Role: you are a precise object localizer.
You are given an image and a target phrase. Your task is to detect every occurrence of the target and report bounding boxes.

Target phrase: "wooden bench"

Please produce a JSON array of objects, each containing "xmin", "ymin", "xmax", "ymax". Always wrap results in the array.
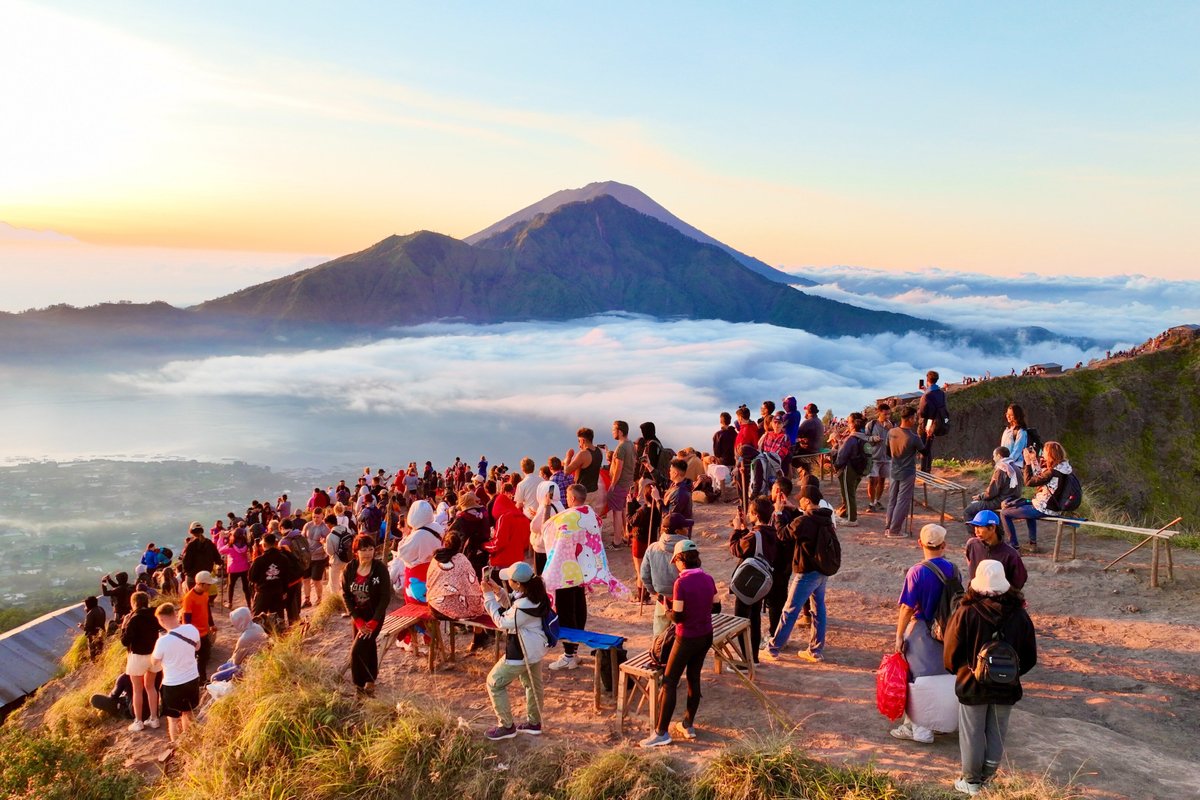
[
  {"xmin": 616, "ymin": 613, "xmax": 753, "ymax": 733},
  {"xmin": 341, "ymin": 604, "xmax": 440, "ymax": 677},
  {"xmin": 1053, "ymin": 516, "xmax": 1182, "ymax": 588},
  {"xmin": 914, "ymin": 469, "xmax": 969, "ymax": 525}
]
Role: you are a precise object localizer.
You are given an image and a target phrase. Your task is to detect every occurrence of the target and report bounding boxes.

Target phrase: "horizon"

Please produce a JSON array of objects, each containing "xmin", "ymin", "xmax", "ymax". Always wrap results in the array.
[{"xmin": 2, "ymin": 0, "xmax": 1200, "ymax": 310}]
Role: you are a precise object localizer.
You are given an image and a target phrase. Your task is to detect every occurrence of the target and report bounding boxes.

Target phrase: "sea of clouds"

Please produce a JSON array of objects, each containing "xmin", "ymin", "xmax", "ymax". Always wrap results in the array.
[
  {"xmin": 793, "ymin": 266, "xmax": 1200, "ymax": 344},
  {"xmin": 112, "ymin": 313, "xmax": 1109, "ymax": 465}
]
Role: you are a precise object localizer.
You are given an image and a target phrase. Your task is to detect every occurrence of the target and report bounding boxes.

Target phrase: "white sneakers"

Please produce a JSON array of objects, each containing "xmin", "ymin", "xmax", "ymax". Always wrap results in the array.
[
  {"xmin": 147, "ymin": 716, "xmax": 160, "ymax": 729},
  {"xmin": 548, "ymin": 654, "xmax": 579, "ymax": 671},
  {"xmin": 954, "ymin": 777, "xmax": 982, "ymax": 796},
  {"xmin": 890, "ymin": 721, "xmax": 934, "ymax": 744},
  {"xmin": 128, "ymin": 720, "xmax": 144, "ymax": 732}
]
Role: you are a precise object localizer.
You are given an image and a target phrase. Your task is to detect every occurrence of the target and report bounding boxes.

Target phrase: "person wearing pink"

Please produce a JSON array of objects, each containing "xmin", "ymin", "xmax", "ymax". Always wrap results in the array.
[
  {"xmin": 216, "ymin": 526, "xmax": 252, "ymax": 608},
  {"xmin": 485, "ymin": 490, "xmax": 529, "ymax": 569}
]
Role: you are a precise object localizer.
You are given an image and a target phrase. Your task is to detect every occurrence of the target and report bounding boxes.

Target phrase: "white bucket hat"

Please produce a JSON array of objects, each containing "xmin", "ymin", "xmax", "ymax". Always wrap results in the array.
[{"xmin": 969, "ymin": 559, "xmax": 1011, "ymax": 596}]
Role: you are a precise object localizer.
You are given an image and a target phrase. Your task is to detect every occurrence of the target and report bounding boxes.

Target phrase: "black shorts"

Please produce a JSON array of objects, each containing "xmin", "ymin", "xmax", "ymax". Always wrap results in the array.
[
  {"xmin": 161, "ymin": 677, "xmax": 200, "ymax": 717},
  {"xmin": 309, "ymin": 560, "xmax": 328, "ymax": 580}
]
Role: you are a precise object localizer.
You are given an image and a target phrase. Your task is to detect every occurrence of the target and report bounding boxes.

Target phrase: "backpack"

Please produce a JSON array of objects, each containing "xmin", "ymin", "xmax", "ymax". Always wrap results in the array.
[
  {"xmin": 919, "ymin": 560, "xmax": 964, "ymax": 642},
  {"xmin": 655, "ymin": 445, "xmax": 675, "ymax": 480},
  {"xmin": 284, "ymin": 533, "xmax": 311, "ymax": 572},
  {"xmin": 848, "ymin": 438, "xmax": 869, "ymax": 474},
  {"xmin": 649, "ymin": 623, "xmax": 677, "ymax": 668},
  {"xmin": 974, "ymin": 624, "xmax": 1021, "ymax": 685},
  {"xmin": 730, "ymin": 530, "xmax": 774, "ymax": 605},
  {"xmin": 1052, "ymin": 471, "xmax": 1083, "ymax": 513},
  {"xmin": 810, "ymin": 517, "xmax": 841, "ymax": 576},
  {"xmin": 332, "ymin": 526, "xmax": 353, "ymax": 564},
  {"xmin": 1025, "ymin": 427, "xmax": 1043, "ymax": 455}
]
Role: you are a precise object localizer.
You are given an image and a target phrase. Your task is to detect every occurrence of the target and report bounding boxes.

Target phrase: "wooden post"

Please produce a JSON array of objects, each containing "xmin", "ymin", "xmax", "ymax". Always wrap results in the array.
[
  {"xmin": 1151, "ymin": 537, "xmax": 1160, "ymax": 588},
  {"xmin": 1053, "ymin": 520, "xmax": 1064, "ymax": 563},
  {"xmin": 1167, "ymin": 540, "xmax": 1175, "ymax": 582},
  {"xmin": 1071, "ymin": 526, "xmax": 1078, "ymax": 560}
]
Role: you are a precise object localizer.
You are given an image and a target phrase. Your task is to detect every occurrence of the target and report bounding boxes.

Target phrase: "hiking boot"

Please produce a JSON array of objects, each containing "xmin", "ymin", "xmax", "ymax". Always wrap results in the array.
[
  {"xmin": 146, "ymin": 716, "xmax": 160, "ymax": 729},
  {"xmin": 549, "ymin": 654, "xmax": 579, "ymax": 671},
  {"xmin": 953, "ymin": 777, "xmax": 982, "ymax": 796},
  {"xmin": 639, "ymin": 731, "xmax": 672, "ymax": 748},
  {"xmin": 486, "ymin": 724, "xmax": 518, "ymax": 741},
  {"xmin": 516, "ymin": 721, "xmax": 542, "ymax": 736},
  {"xmin": 128, "ymin": 720, "xmax": 144, "ymax": 733},
  {"xmin": 797, "ymin": 650, "xmax": 824, "ymax": 663},
  {"xmin": 672, "ymin": 722, "xmax": 697, "ymax": 740}
]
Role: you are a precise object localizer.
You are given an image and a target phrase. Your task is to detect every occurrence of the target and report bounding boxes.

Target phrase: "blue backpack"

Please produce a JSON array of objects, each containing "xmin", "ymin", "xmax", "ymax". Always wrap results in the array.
[{"xmin": 541, "ymin": 605, "xmax": 560, "ymax": 648}]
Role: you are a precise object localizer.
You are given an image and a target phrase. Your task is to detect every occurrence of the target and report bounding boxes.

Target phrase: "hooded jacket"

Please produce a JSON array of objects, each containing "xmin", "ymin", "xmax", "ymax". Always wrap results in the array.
[
  {"xmin": 483, "ymin": 591, "xmax": 549, "ymax": 666},
  {"xmin": 781, "ymin": 506, "xmax": 837, "ymax": 575},
  {"xmin": 943, "ymin": 590, "xmax": 1037, "ymax": 705},
  {"xmin": 396, "ymin": 501, "xmax": 444, "ymax": 568},
  {"xmin": 229, "ymin": 606, "xmax": 268, "ymax": 665},
  {"xmin": 1025, "ymin": 460, "xmax": 1074, "ymax": 514},
  {"xmin": 485, "ymin": 494, "xmax": 529, "ymax": 568},
  {"xmin": 781, "ymin": 396, "xmax": 802, "ymax": 444},
  {"xmin": 529, "ymin": 481, "xmax": 564, "ymax": 554},
  {"xmin": 217, "ymin": 536, "xmax": 251, "ymax": 574},
  {"xmin": 120, "ymin": 606, "xmax": 161, "ymax": 655},
  {"xmin": 640, "ymin": 531, "xmax": 690, "ymax": 595}
]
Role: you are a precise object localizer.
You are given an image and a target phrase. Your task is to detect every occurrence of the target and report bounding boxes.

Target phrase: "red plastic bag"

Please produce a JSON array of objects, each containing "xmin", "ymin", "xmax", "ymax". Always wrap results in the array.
[{"xmin": 876, "ymin": 651, "xmax": 909, "ymax": 721}]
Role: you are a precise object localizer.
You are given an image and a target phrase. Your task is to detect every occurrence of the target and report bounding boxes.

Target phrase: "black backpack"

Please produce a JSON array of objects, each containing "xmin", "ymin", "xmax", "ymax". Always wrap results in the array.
[
  {"xmin": 649, "ymin": 624, "xmax": 677, "ymax": 668},
  {"xmin": 974, "ymin": 623, "xmax": 1021, "ymax": 685},
  {"xmin": 920, "ymin": 560, "xmax": 964, "ymax": 642},
  {"xmin": 811, "ymin": 517, "xmax": 841, "ymax": 577},
  {"xmin": 730, "ymin": 530, "xmax": 774, "ymax": 605},
  {"xmin": 848, "ymin": 439, "xmax": 869, "ymax": 474},
  {"xmin": 283, "ymin": 532, "xmax": 311, "ymax": 572},
  {"xmin": 1053, "ymin": 471, "xmax": 1083, "ymax": 513},
  {"xmin": 332, "ymin": 526, "xmax": 353, "ymax": 564},
  {"xmin": 1025, "ymin": 427, "xmax": 1043, "ymax": 455}
]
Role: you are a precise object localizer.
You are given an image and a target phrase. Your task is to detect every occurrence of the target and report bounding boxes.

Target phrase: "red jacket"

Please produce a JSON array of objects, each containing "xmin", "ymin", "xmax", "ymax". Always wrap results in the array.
[{"xmin": 485, "ymin": 494, "xmax": 529, "ymax": 568}]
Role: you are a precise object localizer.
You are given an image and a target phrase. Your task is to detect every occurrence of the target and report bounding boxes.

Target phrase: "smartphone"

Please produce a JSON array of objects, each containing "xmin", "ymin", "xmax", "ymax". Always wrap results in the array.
[{"xmin": 918, "ymin": 378, "xmax": 926, "ymax": 390}]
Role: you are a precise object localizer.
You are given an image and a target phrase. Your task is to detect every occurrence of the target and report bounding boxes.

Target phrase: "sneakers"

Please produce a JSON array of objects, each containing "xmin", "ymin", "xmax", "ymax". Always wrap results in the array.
[
  {"xmin": 761, "ymin": 649, "xmax": 783, "ymax": 661},
  {"xmin": 954, "ymin": 777, "xmax": 982, "ymax": 796},
  {"xmin": 883, "ymin": 530, "xmax": 910, "ymax": 539},
  {"xmin": 1020, "ymin": 542, "xmax": 1040, "ymax": 555},
  {"xmin": 797, "ymin": 650, "xmax": 825, "ymax": 663},
  {"xmin": 890, "ymin": 722, "xmax": 934, "ymax": 744},
  {"xmin": 516, "ymin": 721, "xmax": 542, "ymax": 736},
  {"xmin": 841, "ymin": 520, "xmax": 859, "ymax": 527},
  {"xmin": 301, "ymin": 600, "xmax": 312, "ymax": 609},
  {"xmin": 672, "ymin": 722, "xmax": 697, "ymax": 740},
  {"xmin": 128, "ymin": 720, "xmax": 144, "ymax": 732},
  {"xmin": 639, "ymin": 731, "xmax": 672, "ymax": 748},
  {"xmin": 485, "ymin": 724, "xmax": 518, "ymax": 741},
  {"xmin": 549, "ymin": 654, "xmax": 579, "ymax": 671},
  {"xmin": 146, "ymin": 716, "xmax": 160, "ymax": 730}
]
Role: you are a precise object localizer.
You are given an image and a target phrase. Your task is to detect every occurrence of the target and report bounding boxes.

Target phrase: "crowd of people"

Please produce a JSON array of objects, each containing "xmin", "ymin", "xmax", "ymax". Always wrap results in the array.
[{"xmin": 76, "ymin": 371, "xmax": 1083, "ymax": 795}]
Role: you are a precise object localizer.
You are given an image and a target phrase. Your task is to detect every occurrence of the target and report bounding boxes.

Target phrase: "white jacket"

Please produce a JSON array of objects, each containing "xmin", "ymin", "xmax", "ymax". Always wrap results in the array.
[{"xmin": 483, "ymin": 592, "xmax": 549, "ymax": 665}]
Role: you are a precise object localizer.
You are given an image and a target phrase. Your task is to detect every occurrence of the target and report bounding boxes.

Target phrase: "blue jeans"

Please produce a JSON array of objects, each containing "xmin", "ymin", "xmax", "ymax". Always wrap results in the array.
[
  {"xmin": 767, "ymin": 572, "xmax": 827, "ymax": 656},
  {"xmin": 999, "ymin": 503, "xmax": 1049, "ymax": 546}
]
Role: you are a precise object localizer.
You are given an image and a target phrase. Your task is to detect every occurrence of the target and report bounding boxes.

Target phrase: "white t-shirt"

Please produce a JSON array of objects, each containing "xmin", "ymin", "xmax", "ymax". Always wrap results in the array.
[
  {"xmin": 514, "ymin": 473, "xmax": 541, "ymax": 519},
  {"xmin": 152, "ymin": 623, "xmax": 201, "ymax": 686},
  {"xmin": 706, "ymin": 464, "xmax": 731, "ymax": 487}
]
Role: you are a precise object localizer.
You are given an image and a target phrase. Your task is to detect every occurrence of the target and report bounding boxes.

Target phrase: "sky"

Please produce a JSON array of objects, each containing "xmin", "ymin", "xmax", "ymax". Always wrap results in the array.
[{"xmin": 1, "ymin": 0, "xmax": 1198, "ymax": 306}]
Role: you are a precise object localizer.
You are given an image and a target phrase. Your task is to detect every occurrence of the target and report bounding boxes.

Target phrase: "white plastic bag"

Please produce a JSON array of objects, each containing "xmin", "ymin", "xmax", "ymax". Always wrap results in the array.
[{"xmin": 905, "ymin": 674, "xmax": 958, "ymax": 733}]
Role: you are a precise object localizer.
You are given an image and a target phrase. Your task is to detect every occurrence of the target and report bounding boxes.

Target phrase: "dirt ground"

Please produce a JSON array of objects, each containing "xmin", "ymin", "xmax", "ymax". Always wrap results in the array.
[{"xmin": 21, "ymin": 469, "xmax": 1200, "ymax": 798}]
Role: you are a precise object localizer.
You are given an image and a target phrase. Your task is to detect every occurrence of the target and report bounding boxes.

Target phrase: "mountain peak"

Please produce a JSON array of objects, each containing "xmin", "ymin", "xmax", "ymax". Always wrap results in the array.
[{"xmin": 465, "ymin": 182, "xmax": 809, "ymax": 285}]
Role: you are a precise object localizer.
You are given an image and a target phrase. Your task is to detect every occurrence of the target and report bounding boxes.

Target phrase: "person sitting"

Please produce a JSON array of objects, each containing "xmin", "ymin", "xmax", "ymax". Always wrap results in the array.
[
  {"xmin": 90, "ymin": 670, "xmax": 164, "ymax": 721},
  {"xmin": 999, "ymin": 441, "xmax": 1076, "ymax": 553},
  {"xmin": 426, "ymin": 531, "xmax": 487, "ymax": 622},
  {"xmin": 393, "ymin": 500, "xmax": 445, "ymax": 604},
  {"xmin": 964, "ymin": 447, "xmax": 1023, "ymax": 520},
  {"xmin": 210, "ymin": 606, "xmax": 270, "ymax": 683}
]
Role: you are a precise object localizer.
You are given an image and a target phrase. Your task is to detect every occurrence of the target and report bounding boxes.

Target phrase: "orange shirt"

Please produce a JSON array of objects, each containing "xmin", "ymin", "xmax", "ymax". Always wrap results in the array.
[{"xmin": 180, "ymin": 585, "xmax": 212, "ymax": 636}]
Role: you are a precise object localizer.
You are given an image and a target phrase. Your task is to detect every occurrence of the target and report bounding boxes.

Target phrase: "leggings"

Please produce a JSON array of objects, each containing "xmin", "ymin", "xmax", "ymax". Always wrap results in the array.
[
  {"xmin": 656, "ymin": 632, "xmax": 712, "ymax": 734},
  {"xmin": 227, "ymin": 571, "xmax": 251, "ymax": 606},
  {"xmin": 350, "ymin": 627, "xmax": 381, "ymax": 688},
  {"xmin": 555, "ymin": 586, "xmax": 587, "ymax": 656}
]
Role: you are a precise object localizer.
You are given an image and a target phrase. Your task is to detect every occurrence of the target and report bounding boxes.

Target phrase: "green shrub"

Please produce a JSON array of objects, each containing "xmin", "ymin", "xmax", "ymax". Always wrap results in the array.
[{"xmin": 0, "ymin": 727, "xmax": 142, "ymax": 800}]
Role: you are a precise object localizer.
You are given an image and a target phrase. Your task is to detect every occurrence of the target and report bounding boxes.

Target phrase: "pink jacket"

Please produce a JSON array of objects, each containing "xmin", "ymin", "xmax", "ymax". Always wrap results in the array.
[{"xmin": 217, "ymin": 538, "xmax": 250, "ymax": 574}]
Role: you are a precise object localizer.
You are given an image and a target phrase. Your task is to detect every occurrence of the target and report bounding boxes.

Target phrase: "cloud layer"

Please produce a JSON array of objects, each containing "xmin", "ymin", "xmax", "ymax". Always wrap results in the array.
[
  {"xmin": 792, "ymin": 266, "xmax": 1200, "ymax": 345},
  {"xmin": 114, "ymin": 315, "xmax": 1107, "ymax": 465}
]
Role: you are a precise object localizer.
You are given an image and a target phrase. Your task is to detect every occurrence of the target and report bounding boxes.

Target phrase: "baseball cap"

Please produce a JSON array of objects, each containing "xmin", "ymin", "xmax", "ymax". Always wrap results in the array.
[
  {"xmin": 194, "ymin": 570, "xmax": 219, "ymax": 585},
  {"xmin": 672, "ymin": 539, "xmax": 699, "ymax": 558},
  {"xmin": 189, "ymin": 521, "xmax": 204, "ymax": 533},
  {"xmin": 661, "ymin": 512, "xmax": 689, "ymax": 532},
  {"xmin": 499, "ymin": 562, "xmax": 535, "ymax": 583},
  {"xmin": 919, "ymin": 523, "xmax": 947, "ymax": 547},
  {"xmin": 966, "ymin": 510, "xmax": 1001, "ymax": 528}
]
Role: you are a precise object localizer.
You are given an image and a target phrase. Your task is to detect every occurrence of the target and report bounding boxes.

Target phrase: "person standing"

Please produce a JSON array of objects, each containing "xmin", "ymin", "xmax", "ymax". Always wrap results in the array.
[
  {"xmin": 302, "ymin": 512, "xmax": 331, "ymax": 607},
  {"xmin": 712, "ymin": 411, "xmax": 737, "ymax": 469},
  {"xmin": 80, "ymin": 596, "xmax": 107, "ymax": 660},
  {"xmin": 546, "ymin": 484, "xmax": 594, "ymax": 671},
  {"xmin": 728, "ymin": 496, "xmax": 777, "ymax": 663},
  {"xmin": 640, "ymin": 539, "xmax": 717, "ymax": 747},
  {"xmin": 248, "ymin": 532, "xmax": 297, "ymax": 626},
  {"xmin": 180, "ymin": 521, "xmax": 221, "ymax": 590},
  {"xmin": 216, "ymin": 527, "xmax": 252, "ymax": 609},
  {"xmin": 884, "ymin": 406, "xmax": 922, "ymax": 539},
  {"xmin": 607, "ymin": 420, "xmax": 637, "ymax": 549},
  {"xmin": 917, "ymin": 370, "xmax": 949, "ymax": 472},
  {"xmin": 890, "ymin": 524, "xmax": 957, "ymax": 745},
  {"xmin": 795, "ymin": 403, "xmax": 825, "ymax": 456},
  {"xmin": 943, "ymin": 560, "xmax": 1037, "ymax": 795},
  {"xmin": 564, "ymin": 427, "xmax": 605, "ymax": 524},
  {"xmin": 150, "ymin": 603, "xmax": 201, "ymax": 743},
  {"xmin": 120, "ymin": 591, "xmax": 161, "ymax": 732},
  {"xmin": 100, "ymin": 571, "xmax": 134, "ymax": 629},
  {"xmin": 480, "ymin": 561, "xmax": 550, "ymax": 740},
  {"xmin": 766, "ymin": 477, "xmax": 801, "ymax": 640},
  {"xmin": 965, "ymin": 510, "xmax": 1028, "ymax": 590},
  {"xmin": 180, "ymin": 571, "xmax": 219, "ymax": 683},
  {"xmin": 513, "ymin": 457, "xmax": 541, "ymax": 519},
  {"xmin": 1000, "ymin": 404, "xmax": 1030, "ymax": 469},
  {"xmin": 341, "ymin": 534, "xmax": 392, "ymax": 693},
  {"xmin": 865, "ymin": 403, "xmax": 893, "ymax": 512},
  {"xmin": 764, "ymin": 492, "xmax": 837, "ymax": 662},
  {"xmin": 833, "ymin": 412, "xmax": 867, "ymax": 527},
  {"xmin": 639, "ymin": 512, "xmax": 692, "ymax": 636}
]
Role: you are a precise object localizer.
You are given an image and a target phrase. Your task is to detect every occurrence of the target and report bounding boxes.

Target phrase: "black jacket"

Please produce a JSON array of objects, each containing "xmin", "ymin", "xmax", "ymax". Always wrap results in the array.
[
  {"xmin": 729, "ymin": 524, "xmax": 777, "ymax": 564},
  {"xmin": 181, "ymin": 535, "xmax": 221, "ymax": 577},
  {"xmin": 120, "ymin": 607, "xmax": 162, "ymax": 655},
  {"xmin": 943, "ymin": 590, "xmax": 1037, "ymax": 705},
  {"xmin": 341, "ymin": 559, "xmax": 392, "ymax": 627},
  {"xmin": 781, "ymin": 507, "xmax": 836, "ymax": 574}
]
